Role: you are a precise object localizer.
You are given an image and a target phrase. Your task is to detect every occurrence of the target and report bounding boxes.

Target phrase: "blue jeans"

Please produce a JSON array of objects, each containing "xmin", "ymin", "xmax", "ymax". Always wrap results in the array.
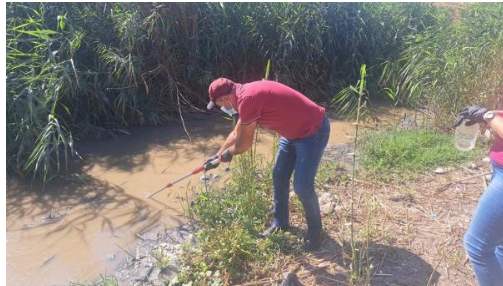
[
  {"xmin": 272, "ymin": 115, "xmax": 330, "ymax": 230},
  {"xmin": 464, "ymin": 162, "xmax": 503, "ymax": 286}
]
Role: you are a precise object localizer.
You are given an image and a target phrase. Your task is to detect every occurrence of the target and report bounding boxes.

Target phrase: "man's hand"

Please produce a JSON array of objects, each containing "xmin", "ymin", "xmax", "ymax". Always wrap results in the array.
[
  {"xmin": 203, "ymin": 154, "xmax": 220, "ymax": 170},
  {"xmin": 454, "ymin": 105, "xmax": 489, "ymax": 127},
  {"xmin": 204, "ymin": 154, "xmax": 219, "ymax": 165},
  {"xmin": 220, "ymin": 148, "xmax": 233, "ymax": 163}
]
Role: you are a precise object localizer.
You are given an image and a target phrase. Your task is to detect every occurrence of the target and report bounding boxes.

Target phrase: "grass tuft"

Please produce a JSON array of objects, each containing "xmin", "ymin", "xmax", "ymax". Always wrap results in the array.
[{"xmin": 360, "ymin": 129, "xmax": 486, "ymax": 180}]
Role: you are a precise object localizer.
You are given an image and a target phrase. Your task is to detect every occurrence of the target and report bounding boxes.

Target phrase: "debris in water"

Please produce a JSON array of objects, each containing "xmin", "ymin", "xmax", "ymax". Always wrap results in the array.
[
  {"xmin": 200, "ymin": 173, "xmax": 214, "ymax": 182},
  {"xmin": 200, "ymin": 173, "xmax": 221, "ymax": 182},
  {"xmin": 42, "ymin": 210, "xmax": 66, "ymax": 224},
  {"xmin": 140, "ymin": 232, "xmax": 158, "ymax": 241},
  {"xmin": 39, "ymin": 255, "xmax": 56, "ymax": 269}
]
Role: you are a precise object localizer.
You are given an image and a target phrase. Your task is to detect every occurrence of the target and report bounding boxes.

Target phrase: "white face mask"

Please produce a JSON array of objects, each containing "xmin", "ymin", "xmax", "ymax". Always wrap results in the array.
[{"xmin": 221, "ymin": 106, "xmax": 238, "ymax": 116}]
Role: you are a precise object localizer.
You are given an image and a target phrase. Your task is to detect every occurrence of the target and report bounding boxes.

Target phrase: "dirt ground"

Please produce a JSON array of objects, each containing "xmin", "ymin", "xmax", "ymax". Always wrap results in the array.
[{"xmin": 241, "ymin": 159, "xmax": 492, "ymax": 286}]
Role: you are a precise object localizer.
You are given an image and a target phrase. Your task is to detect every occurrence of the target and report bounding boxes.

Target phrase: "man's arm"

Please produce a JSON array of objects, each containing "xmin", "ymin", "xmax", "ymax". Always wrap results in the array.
[
  {"xmin": 228, "ymin": 119, "xmax": 257, "ymax": 155},
  {"xmin": 217, "ymin": 122, "xmax": 239, "ymax": 155}
]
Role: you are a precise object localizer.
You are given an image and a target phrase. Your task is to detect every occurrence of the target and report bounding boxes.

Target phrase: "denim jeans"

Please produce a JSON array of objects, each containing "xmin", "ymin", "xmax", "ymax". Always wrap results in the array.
[
  {"xmin": 272, "ymin": 115, "xmax": 330, "ymax": 230},
  {"xmin": 464, "ymin": 162, "xmax": 503, "ymax": 286}
]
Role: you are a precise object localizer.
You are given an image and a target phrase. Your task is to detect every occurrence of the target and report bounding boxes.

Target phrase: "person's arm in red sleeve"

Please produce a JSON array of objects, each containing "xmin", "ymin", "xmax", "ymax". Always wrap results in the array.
[
  {"xmin": 217, "ymin": 122, "xmax": 239, "ymax": 155},
  {"xmin": 218, "ymin": 93, "xmax": 261, "ymax": 157},
  {"xmin": 228, "ymin": 119, "xmax": 257, "ymax": 155}
]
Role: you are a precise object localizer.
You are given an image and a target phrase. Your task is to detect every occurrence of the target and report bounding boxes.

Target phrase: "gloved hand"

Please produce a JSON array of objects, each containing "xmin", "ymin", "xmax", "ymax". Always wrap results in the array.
[
  {"xmin": 454, "ymin": 105, "xmax": 489, "ymax": 127},
  {"xmin": 220, "ymin": 148, "xmax": 233, "ymax": 163},
  {"xmin": 203, "ymin": 154, "xmax": 220, "ymax": 170},
  {"xmin": 204, "ymin": 154, "xmax": 219, "ymax": 165}
]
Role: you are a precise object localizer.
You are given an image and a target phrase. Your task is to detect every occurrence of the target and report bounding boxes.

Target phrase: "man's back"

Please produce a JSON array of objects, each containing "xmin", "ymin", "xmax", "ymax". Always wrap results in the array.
[{"xmin": 237, "ymin": 80, "xmax": 325, "ymax": 139}]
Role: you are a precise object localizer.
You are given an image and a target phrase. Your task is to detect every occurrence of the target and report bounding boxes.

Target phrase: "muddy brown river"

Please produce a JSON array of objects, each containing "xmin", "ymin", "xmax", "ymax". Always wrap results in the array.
[{"xmin": 6, "ymin": 108, "xmax": 414, "ymax": 285}]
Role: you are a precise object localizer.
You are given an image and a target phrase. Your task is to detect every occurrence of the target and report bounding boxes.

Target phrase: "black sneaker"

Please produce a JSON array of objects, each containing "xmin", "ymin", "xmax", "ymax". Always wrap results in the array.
[
  {"xmin": 303, "ymin": 228, "xmax": 323, "ymax": 251},
  {"xmin": 260, "ymin": 225, "xmax": 289, "ymax": 238}
]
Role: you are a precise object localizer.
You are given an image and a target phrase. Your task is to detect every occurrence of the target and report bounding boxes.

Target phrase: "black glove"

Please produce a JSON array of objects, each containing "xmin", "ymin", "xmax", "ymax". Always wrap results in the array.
[
  {"xmin": 220, "ymin": 148, "xmax": 233, "ymax": 163},
  {"xmin": 454, "ymin": 105, "xmax": 489, "ymax": 127},
  {"xmin": 203, "ymin": 154, "xmax": 220, "ymax": 171},
  {"xmin": 204, "ymin": 154, "xmax": 219, "ymax": 165}
]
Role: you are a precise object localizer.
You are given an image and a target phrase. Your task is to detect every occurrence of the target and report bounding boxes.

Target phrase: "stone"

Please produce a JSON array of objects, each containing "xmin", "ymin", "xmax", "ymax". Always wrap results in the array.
[
  {"xmin": 115, "ymin": 224, "xmax": 196, "ymax": 286},
  {"xmin": 130, "ymin": 264, "xmax": 153, "ymax": 282},
  {"xmin": 148, "ymin": 267, "xmax": 162, "ymax": 282},
  {"xmin": 483, "ymin": 157, "xmax": 491, "ymax": 163},
  {"xmin": 433, "ymin": 167, "xmax": 446, "ymax": 174},
  {"xmin": 319, "ymin": 193, "xmax": 335, "ymax": 215},
  {"xmin": 469, "ymin": 163, "xmax": 478, "ymax": 170},
  {"xmin": 486, "ymin": 175, "xmax": 492, "ymax": 182},
  {"xmin": 319, "ymin": 193, "xmax": 332, "ymax": 204},
  {"xmin": 320, "ymin": 201, "xmax": 335, "ymax": 215},
  {"xmin": 141, "ymin": 232, "xmax": 158, "ymax": 241}
]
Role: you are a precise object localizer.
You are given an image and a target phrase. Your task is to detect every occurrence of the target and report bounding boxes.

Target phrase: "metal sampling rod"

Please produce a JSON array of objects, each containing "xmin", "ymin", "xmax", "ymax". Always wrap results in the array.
[{"xmin": 146, "ymin": 158, "xmax": 220, "ymax": 198}]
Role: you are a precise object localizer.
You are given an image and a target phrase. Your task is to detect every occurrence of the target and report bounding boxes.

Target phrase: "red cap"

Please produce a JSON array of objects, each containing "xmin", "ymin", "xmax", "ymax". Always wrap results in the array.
[{"xmin": 207, "ymin": 78, "xmax": 235, "ymax": 109}]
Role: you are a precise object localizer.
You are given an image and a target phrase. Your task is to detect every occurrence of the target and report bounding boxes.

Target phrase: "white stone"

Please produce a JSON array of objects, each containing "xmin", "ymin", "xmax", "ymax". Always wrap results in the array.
[
  {"xmin": 319, "ymin": 193, "xmax": 332, "ymax": 204},
  {"xmin": 141, "ymin": 232, "xmax": 158, "ymax": 241},
  {"xmin": 320, "ymin": 201, "xmax": 335, "ymax": 215},
  {"xmin": 433, "ymin": 167, "xmax": 447, "ymax": 174},
  {"xmin": 319, "ymin": 193, "xmax": 335, "ymax": 215}
]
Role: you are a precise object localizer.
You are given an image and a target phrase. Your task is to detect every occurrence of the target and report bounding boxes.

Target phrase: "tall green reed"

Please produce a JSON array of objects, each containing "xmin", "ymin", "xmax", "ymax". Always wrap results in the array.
[
  {"xmin": 5, "ymin": 2, "xmax": 441, "ymax": 182},
  {"xmin": 381, "ymin": 3, "xmax": 503, "ymax": 129},
  {"xmin": 7, "ymin": 3, "xmax": 81, "ymax": 181}
]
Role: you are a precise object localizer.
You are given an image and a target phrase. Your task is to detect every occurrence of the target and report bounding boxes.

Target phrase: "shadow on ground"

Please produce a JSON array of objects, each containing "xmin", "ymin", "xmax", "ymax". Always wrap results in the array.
[{"xmin": 296, "ymin": 234, "xmax": 441, "ymax": 286}]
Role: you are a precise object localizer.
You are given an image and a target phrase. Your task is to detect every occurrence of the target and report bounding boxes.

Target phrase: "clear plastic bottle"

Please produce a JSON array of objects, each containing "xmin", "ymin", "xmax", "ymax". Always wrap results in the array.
[{"xmin": 455, "ymin": 120, "xmax": 480, "ymax": 151}]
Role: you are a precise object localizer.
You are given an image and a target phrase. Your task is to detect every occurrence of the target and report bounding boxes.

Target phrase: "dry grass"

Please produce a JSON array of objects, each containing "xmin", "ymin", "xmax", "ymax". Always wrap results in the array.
[{"xmin": 237, "ymin": 160, "xmax": 490, "ymax": 285}]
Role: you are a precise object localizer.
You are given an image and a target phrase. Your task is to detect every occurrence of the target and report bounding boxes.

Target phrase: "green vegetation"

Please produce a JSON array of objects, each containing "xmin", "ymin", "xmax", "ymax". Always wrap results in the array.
[
  {"xmin": 7, "ymin": 3, "xmax": 503, "ymax": 182},
  {"xmin": 179, "ymin": 148, "xmax": 300, "ymax": 285},
  {"xmin": 382, "ymin": 3, "xmax": 503, "ymax": 129},
  {"xmin": 346, "ymin": 64, "xmax": 373, "ymax": 285},
  {"xmin": 9, "ymin": 2, "xmax": 501, "ymax": 286},
  {"xmin": 7, "ymin": 2, "xmax": 438, "ymax": 182},
  {"xmin": 360, "ymin": 129, "xmax": 486, "ymax": 180}
]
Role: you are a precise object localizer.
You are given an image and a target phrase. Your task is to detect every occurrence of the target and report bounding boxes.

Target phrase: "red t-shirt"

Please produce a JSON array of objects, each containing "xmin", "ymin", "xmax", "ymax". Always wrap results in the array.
[{"xmin": 236, "ymin": 81, "xmax": 325, "ymax": 139}]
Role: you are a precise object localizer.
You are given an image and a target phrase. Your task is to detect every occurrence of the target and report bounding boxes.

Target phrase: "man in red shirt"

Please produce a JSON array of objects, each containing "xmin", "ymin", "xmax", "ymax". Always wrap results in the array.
[{"xmin": 206, "ymin": 78, "xmax": 330, "ymax": 251}]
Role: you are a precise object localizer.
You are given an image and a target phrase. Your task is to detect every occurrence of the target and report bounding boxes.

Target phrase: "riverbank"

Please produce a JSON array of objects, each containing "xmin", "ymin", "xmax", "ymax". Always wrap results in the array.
[
  {"xmin": 6, "ymin": 110, "xmax": 375, "ymax": 286},
  {"xmin": 110, "ymin": 128, "xmax": 489, "ymax": 285}
]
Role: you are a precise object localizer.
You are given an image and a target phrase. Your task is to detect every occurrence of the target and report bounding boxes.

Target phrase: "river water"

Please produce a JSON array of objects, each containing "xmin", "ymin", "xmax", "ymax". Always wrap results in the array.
[{"xmin": 6, "ymin": 108, "xmax": 413, "ymax": 285}]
